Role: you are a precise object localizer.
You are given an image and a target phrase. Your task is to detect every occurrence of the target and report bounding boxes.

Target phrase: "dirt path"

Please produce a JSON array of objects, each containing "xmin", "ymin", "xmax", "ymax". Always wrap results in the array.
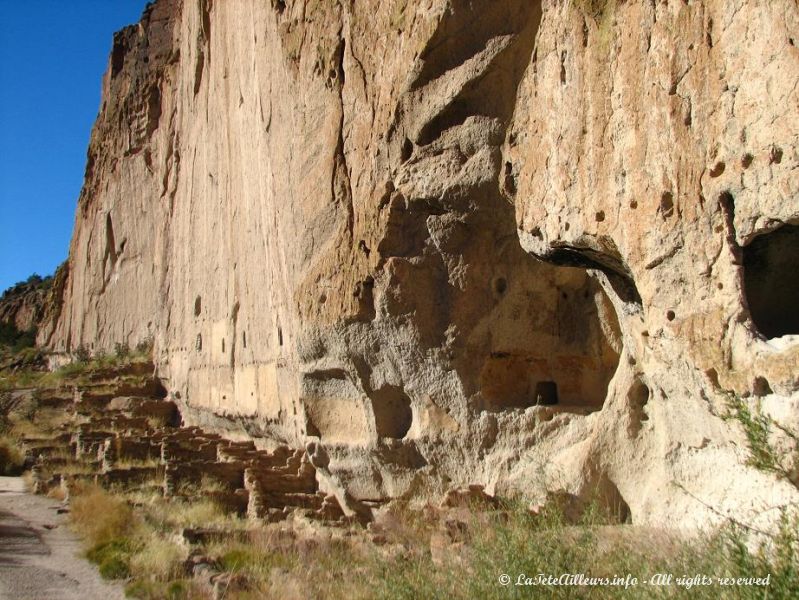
[{"xmin": 0, "ymin": 476, "xmax": 125, "ymax": 600}]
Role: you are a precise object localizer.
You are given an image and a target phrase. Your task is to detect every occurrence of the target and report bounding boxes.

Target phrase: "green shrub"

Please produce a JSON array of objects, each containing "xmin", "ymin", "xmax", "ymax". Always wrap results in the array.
[
  {"xmin": 56, "ymin": 360, "xmax": 90, "ymax": 378},
  {"xmin": 114, "ymin": 342, "xmax": 131, "ymax": 359},
  {"xmin": 87, "ymin": 538, "xmax": 138, "ymax": 580},
  {"xmin": 219, "ymin": 548, "xmax": 255, "ymax": 572},
  {"xmin": 125, "ymin": 579, "xmax": 190, "ymax": 600},
  {"xmin": 135, "ymin": 336, "xmax": 154, "ymax": 356},
  {"xmin": 15, "ymin": 347, "xmax": 42, "ymax": 366},
  {"xmin": 98, "ymin": 555, "xmax": 131, "ymax": 580},
  {"xmin": 0, "ymin": 321, "xmax": 37, "ymax": 352},
  {"xmin": 165, "ymin": 581, "xmax": 189, "ymax": 599},
  {"xmin": 73, "ymin": 345, "xmax": 91, "ymax": 363},
  {"xmin": 0, "ymin": 437, "xmax": 24, "ymax": 475}
]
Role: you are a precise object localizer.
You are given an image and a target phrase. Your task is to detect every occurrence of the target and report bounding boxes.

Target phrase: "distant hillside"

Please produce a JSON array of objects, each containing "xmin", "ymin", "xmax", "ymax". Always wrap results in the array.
[{"xmin": 0, "ymin": 272, "xmax": 54, "ymax": 344}]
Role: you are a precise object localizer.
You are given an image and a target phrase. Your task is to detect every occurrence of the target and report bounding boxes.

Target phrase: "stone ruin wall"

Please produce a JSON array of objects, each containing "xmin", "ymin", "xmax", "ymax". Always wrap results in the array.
[{"xmin": 39, "ymin": 0, "xmax": 799, "ymax": 530}]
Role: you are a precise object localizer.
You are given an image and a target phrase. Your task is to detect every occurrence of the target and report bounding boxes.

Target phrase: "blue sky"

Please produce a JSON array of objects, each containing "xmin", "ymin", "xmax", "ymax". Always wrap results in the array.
[{"xmin": 0, "ymin": 0, "xmax": 147, "ymax": 292}]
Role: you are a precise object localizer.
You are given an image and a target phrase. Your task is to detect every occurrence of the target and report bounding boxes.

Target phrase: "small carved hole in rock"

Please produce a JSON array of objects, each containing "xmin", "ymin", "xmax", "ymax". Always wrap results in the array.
[
  {"xmin": 743, "ymin": 225, "xmax": 799, "ymax": 338},
  {"xmin": 242, "ymin": 331, "xmax": 247, "ymax": 348},
  {"xmin": 535, "ymin": 381, "xmax": 559, "ymax": 406},
  {"xmin": 752, "ymin": 376, "xmax": 773, "ymax": 397},
  {"xmin": 666, "ymin": 310, "xmax": 675, "ymax": 321},
  {"xmin": 595, "ymin": 211, "xmax": 605, "ymax": 222},
  {"xmin": 195, "ymin": 334, "xmax": 202, "ymax": 352},
  {"xmin": 221, "ymin": 338, "xmax": 225, "ymax": 353},
  {"xmin": 705, "ymin": 368, "xmax": 720, "ymax": 389},
  {"xmin": 629, "ymin": 200, "xmax": 638, "ymax": 209},
  {"xmin": 628, "ymin": 379, "xmax": 650, "ymax": 437},
  {"xmin": 741, "ymin": 153, "xmax": 753, "ymax": 169},
  {"xmin": 401, "ymin": 138, "xmax": 413, "ymax": 162},
  {"xmin": 494, "ymin": 277, "xmax": 508, "ymax": 296},
  {"xmin": 717, "ymin": 282, "xmax": 723, "ymax": 290},
  {"xmin": 305, "ymin": 418, "xmax": 321, "ymax": 438},
  {"xmin": 319, "ymin": 293, "xmax": 327, "ymax": 304},
  {"xmin": 504, "ymin": 162, "xmax": 517, "ymax": 196},
  {"xmin": 709, "ymin": 162, "xmax": 725, "ymax": 177},
  {"xmin": 194, "ymin": 296, "xmax": 202, "ymax": 317},
  {"xmin": 668, "ymin": 81, "xmax": 678, "ymax": 96},
  {"xmin": 660, "ymin": 192, "xmax": 674, "ymax": 218},
  {"xmin": 277, "ymin": 326, "xmax": 283, "ymax": 346},
  {"xmin": 770, "ymin": 146, "xmax": 783, "ymax": 164},
  {"xmin": 790, "ymin": 38, "xmax": 796, "ymax": 46},
  {"xmin": 565, "ymin": 222, "xmax": 570, "ymax": 231},
  {"xmin": 530, "ymin": 227, "xmax": 542, "ymax": 239}
]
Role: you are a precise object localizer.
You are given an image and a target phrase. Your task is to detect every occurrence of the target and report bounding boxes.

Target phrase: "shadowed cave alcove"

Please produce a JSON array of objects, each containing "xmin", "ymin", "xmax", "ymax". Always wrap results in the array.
[
  {"xmin": 477, "ymin": 266, "xmax": 623, "ymax": 413},
  {"xmin": 743, "ymin": 224, "xmax": 799, "ymax": 339},
  {"xmin": 302, "ymin": 371, "xmax": 414, "ymax": 443}
]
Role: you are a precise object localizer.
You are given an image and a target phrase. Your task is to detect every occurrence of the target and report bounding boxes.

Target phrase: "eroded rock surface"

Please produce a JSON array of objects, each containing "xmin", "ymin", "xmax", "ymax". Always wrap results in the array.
[
  {"xmin": 0, "ymin": 268, "xmax": 64, "ymax": 334},
  {"xmin": 40, "ymin": 0, "xmax": 799, "ymax": 529}
]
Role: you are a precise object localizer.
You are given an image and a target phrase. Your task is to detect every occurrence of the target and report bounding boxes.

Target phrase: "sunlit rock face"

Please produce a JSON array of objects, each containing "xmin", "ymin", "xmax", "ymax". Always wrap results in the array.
[{"xmin": 42, "ymin": 0, "xmax": 799, "ymax": 529}]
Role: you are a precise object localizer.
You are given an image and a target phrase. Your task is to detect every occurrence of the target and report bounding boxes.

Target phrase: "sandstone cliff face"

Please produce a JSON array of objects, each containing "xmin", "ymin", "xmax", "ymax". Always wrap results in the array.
[{"xmin": 42, "ymin": 0, "xmax": 799, "ymax": 529}]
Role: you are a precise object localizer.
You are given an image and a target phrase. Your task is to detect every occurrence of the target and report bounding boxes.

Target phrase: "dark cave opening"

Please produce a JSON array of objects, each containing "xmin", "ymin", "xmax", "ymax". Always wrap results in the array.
[
  {"xmin": 743, "ymin": 224, "xmax": 799, "ymax": 339},
  {"xmin": 372, "ymin": 385, "xmax": 413, "ymax": 440}
]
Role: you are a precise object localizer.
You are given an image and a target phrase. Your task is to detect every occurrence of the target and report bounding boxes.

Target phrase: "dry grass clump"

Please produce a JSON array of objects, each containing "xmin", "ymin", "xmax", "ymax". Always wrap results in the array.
[
  {"xmin": 71, "ymin": 485, "xmax": 136, "ymax": 546},
  {"xmin": 70, "ymin": 485, "xmax": 189, "ymax": 592},
  {"xmin": 136, "ymin": 494, "xmax": 237, "ymax": 533},
  {"xmin": 128, "ymin": 535, "xmax": 186, "ymax": 581}
]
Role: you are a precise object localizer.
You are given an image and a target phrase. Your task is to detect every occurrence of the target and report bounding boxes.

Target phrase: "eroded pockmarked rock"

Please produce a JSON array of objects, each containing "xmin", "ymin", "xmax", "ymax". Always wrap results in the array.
[{"xmin": 39, "ymin": 0, "xmax": 799, "ymax": 530}]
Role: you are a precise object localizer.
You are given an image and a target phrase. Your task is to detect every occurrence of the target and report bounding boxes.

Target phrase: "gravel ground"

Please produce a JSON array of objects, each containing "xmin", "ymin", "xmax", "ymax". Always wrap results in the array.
[{"xmin": 0, "ymin": 476, "xmax": 125, "ymax": 600}]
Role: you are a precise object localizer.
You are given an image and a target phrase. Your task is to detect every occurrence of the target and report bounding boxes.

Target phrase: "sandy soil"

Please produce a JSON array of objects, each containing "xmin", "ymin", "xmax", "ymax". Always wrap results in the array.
[{"xmin": 0, "ymin": 476, "xmax": 125, "ymax": 600}]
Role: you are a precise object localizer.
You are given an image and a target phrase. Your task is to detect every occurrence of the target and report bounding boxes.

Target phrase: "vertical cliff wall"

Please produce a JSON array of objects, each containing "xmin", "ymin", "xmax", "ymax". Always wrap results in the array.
[{"xmin": 42, "ymin": 0, "xmax": 799, "ymax": 529}]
